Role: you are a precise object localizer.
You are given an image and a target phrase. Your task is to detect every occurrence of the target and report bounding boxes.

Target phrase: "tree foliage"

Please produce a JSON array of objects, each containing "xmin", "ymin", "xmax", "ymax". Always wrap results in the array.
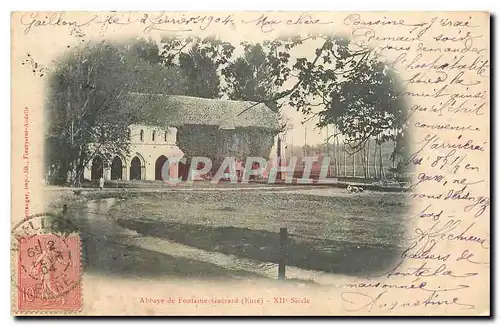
[
  {"xmin": 159, "ymin": 36, "xmax": 235, "ymax": 98},
  {"xmin": 324, "ymin": 58, "xmax": 408, "ymax": 153},
  {"xmin": 222, "ymin": 43, "xmax": 282, "ymax": 112}
]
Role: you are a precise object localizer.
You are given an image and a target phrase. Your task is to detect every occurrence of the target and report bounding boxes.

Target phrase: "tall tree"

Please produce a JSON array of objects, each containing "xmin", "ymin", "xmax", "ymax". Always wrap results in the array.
[
  {"xmin": 324, "ymin": 58, "xmax": 407, "ymax": 155},
  {"xmin": 159, "ymin": 36, "xmax": 235, "ymax": 98},
  {"xmin": 222, "ymin": 42, "xmax": 283, "ymax": 112},
  {"xmin": 129, "ymin": 37, "xmax": 162, "ymax": 65}
]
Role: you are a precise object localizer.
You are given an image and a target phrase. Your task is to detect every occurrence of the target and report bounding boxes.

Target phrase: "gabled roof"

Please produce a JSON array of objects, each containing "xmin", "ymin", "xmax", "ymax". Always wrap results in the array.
[{"xmin": 125, "ymin": 93, "xmax": 280, "ymax": 131}]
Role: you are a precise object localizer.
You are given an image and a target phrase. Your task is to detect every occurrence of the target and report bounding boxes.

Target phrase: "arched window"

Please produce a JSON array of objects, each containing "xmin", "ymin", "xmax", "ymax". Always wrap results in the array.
[
  {"xmin": 164, "ymin": 131, "xmax": 167, "ymax": 142},
  {"xmin": 152, "ymin": 130, "xmax": 156, "ymax": 142},
  {"xmin": 140, "ymin": 129, "xmax": 144, "ymax": 142}
]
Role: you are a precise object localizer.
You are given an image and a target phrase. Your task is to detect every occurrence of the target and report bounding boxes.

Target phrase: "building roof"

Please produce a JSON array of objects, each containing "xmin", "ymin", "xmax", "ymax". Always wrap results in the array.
[{"xmin": 125, "ymin": 93, "xmax": 280, "ymax": 131}]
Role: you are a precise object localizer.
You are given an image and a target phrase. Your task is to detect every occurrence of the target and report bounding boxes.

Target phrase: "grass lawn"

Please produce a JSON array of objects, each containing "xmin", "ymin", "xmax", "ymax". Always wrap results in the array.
[{"xmin": 109, "ymin": 188, "xmax": 409, "ymax": 277}]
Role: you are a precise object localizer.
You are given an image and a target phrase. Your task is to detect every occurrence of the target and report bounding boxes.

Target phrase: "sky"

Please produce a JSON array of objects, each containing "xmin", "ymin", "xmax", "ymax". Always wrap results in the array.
[{"xmin": 281, "ymin": 103, "xmax": 334, "ymax": 148}]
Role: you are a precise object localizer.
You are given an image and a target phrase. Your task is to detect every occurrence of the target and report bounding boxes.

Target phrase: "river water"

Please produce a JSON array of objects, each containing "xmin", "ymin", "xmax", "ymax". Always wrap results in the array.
[{"xmin": 68, "ymin": 198, "xmax": 360, "ymax": 285}]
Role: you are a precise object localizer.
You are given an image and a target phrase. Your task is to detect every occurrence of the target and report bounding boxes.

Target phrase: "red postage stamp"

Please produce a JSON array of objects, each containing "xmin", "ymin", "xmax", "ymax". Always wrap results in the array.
[{"xmin": 17, "ymin": 234, "xmax": 82, "ymax": 312}]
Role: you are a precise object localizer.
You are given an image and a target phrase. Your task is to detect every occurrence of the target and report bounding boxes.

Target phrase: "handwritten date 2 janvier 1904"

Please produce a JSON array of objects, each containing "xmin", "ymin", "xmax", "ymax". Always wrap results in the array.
[{"xmin": 19, "ymin": 12, "xmax": 335, "ymax": 35}]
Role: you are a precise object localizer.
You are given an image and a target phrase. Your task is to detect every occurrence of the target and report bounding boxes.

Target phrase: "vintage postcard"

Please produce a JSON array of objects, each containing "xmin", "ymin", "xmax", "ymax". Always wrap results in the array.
[{"xmin": 11, "ymin": 11, "xmax": 490, "ymax": 316}]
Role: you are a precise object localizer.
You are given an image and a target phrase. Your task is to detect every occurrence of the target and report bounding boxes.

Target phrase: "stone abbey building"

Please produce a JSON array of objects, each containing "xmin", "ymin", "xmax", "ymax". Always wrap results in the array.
[{"xmin": 83, "ymin": 94, "xmax": 280, "ymax": 182}]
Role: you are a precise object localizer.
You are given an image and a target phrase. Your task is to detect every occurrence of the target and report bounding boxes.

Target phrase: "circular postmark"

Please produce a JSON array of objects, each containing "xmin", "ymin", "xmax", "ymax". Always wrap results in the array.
[{"xmin": 12, "ymin": 212, "xmax": 82, "ymax": 312}]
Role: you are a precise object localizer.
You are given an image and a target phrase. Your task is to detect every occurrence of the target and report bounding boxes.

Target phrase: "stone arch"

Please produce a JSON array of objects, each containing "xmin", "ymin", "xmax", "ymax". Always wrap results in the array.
[
  {"xmin": 91, "ymin": 155, "xmax": 104, "ymax": 180},
  {"xmin": 129, "ymin": 153, "xmax": 146, "ymax": 181},
  {"xmin": 110, "ymin": 155, "xmax": 127, "ymax": 180},
  {"xmin": 155, "ymin": 155, "xmax": 168, "ymax": 180}
]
